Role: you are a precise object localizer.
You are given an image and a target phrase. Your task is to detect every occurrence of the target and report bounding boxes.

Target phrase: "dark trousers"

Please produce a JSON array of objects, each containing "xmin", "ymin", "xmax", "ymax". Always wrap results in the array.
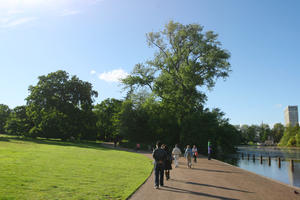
[
  {"xmin": 193, "ymin": 155, "xmax": 197, "ymax": 162},
  {"xmin": 154, "ymin": 163, "xmax": 164, "ymax": 186},
  {"xmin": 208, "ymin": 153, "xmax": 211, "ymax": 160}
]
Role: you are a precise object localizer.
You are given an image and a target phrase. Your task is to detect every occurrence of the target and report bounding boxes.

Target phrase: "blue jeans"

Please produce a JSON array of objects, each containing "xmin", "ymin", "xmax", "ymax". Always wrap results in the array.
[{"xmin": 154, "ymin": 162, "xmax": 164, "ymax": 186}]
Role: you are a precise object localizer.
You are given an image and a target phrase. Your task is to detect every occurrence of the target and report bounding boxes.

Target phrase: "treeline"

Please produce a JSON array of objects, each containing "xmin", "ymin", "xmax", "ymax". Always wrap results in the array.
[
  {"xmin": 236, "ymin": 123, "xmax": 285, "ymax": 144},
  {"xmin": 278, "ymin": 125, "xmax": 300, "ymax": 147},
  {"xmin": 0, "ymin": 21, "xmax": 242, "ymax": 156},
  {"xmin": 236, "ymin": 123, "xmax": 300, "ymax": 147}
]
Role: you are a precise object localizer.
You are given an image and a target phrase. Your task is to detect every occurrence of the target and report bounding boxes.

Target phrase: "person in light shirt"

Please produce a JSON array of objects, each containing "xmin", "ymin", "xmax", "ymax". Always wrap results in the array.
[{"xmin": 171, "ymin": 144, "xmax": 182, "ymax": 168}]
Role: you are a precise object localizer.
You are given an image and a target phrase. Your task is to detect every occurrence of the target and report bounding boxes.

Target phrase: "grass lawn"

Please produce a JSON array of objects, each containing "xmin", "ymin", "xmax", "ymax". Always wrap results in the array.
[{"xmin": 0, "ymin": 134, "xmax": 153, "ymax": 200}]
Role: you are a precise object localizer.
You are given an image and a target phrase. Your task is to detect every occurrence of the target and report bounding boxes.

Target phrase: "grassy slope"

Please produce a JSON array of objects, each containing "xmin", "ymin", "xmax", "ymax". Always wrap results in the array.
[{"xmin": 0, "ymin": 135, "xmax": 152, "ymax": 200}]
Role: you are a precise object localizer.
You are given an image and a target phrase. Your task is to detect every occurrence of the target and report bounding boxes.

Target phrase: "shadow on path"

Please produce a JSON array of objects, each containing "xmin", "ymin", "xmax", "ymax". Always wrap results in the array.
[
  {"xmin": 171, "ymin": 179, "xmax": 252, "ymax": 193},
  {"xmin": 190, "ymin": 167, "xmax": 239, "ymax": 173},
  {"xmin": 160, "ymin": 186, "xmax": 240, "ymax": 200}
]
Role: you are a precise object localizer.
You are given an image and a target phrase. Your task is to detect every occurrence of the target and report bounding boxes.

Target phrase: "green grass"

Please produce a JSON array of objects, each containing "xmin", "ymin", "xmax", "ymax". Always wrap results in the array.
[{"xmin": 0, "ymin": 134, "xmax": 153, "ymax": 200}]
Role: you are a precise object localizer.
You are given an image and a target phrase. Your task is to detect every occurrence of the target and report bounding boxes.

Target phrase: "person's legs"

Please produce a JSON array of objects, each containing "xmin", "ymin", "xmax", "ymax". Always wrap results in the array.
[
  {"xmin": 165, "ymin": 170, "xmax": 168, "ymax": 180},
  {"xmin": 188, "ymin": 156, "xmax": 192, "ymax": 168},
  {"xmin": 174, "ymin": 155, "xmax": 178, "ymax": 167},
  {"xmin": 154, "ymin": 163, "xmax": 159, "ymax": 187},
  {"xmin": 159, "ymin": 165, "xmax": 164, "ymax": 186}
]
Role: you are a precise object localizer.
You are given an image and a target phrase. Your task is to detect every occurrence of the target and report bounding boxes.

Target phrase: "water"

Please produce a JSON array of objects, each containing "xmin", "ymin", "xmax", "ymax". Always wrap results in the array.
[{"xmin": 230, "ymin": 146, "xmax": 300, "ymax": 188}]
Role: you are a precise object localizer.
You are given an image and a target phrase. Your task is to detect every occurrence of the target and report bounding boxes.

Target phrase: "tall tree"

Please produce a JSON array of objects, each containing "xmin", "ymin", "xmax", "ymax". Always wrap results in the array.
[
  {"xmin": 26, "ymin": 70, "xmax": 98, "ymax": 140},
  {"xmin": 122, "ymin": 21, "xmax": 231, "ymax": 143},
  {"xmin": 94, "ymin": 98, "xmax": 122, "ymax": 141},
  {"xmin": 272, "ymin": 123, "xmax": 285, "ymax": 143},
  {"xmin": 5, "ymin": 106, "xmax": 32, "ymax": 136},
  {"xmin": 0, "ymin": 104, "xmax": 10, "ymax": 133}
]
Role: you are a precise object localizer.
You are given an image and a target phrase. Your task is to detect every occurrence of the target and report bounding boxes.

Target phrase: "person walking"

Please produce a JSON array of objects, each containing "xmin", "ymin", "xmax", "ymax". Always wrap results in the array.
[
  {"xmin": 184, "ymin": 145, "xmax": 193, "ymax": 168},
  {"xmin": 192, "ymin": 145, "xmax": 198, "ymax": 163},
  {"xmin": 172, "ymin": 144, "xmax": 182, "ymax": 168},
  {"xmin": 153, "ymin": 141, "xmax": 167, "ymax": 189},
  {"xmin": 208, "ymin": 141, "xmax": 212, "ymax": 160},
  {"xmin": 136, "ymin": 143, "xmax": 140, "ymax": 152},
  {"xmin": 162, "ymin": 144, "xmax": 172, "ymax": 180}
]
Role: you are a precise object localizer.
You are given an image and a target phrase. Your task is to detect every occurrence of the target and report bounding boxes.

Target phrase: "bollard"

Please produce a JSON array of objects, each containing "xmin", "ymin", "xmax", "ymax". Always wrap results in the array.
[
  {"xmin": 247, "ymin": 154, "xmax": 250, "ymax": 160},
  {"xmin": 290, "ymin": 160, "xmax": 294, "ymax": 172},
  {"xmin": 252, "ymin": 154, "xmax": 255, "ymax": 162},
  {"xmin": 260, "ymin": 155, "xmax": 263, "ymax": 164},
  {"xmin": 278, "ymin": 157, "xmax": 281, "ymax": 168},
  {"xmin": 268, "ymin": 156, "xmax": 271, "ymax": 166}
]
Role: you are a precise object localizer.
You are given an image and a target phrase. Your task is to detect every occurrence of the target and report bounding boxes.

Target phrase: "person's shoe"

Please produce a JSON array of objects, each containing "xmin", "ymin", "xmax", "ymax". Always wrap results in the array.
[
  {"xmin": 160, "ymin": 184, "xmax": 164, "ymax": 187},
  {"xmin": 154, "ymin": 185, "xmax": 159, "ymax": 189}
]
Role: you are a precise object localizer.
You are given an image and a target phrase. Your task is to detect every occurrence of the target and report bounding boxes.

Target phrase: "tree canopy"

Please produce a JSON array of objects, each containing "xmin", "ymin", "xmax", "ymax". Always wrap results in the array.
[
  {"xmin": 26, "ymin": 70, "xmax": 98, "ymax": 140},
  {"xmin": 123, "ymin": 21, "xmax": 231, "ymax": 115},
  {"xmin": 122, "ymin": 21, "xmax": 234, "ymax": 152},
  {"xmin": 0, "ymin": 104, "xmax": 10, "ymax": 133}
]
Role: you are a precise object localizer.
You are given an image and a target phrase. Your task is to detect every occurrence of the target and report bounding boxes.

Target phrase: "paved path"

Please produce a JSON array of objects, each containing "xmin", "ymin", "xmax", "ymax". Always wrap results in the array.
[{"xmin": 129, "ymin": 154, "xmax": 300, "ymax": 200}]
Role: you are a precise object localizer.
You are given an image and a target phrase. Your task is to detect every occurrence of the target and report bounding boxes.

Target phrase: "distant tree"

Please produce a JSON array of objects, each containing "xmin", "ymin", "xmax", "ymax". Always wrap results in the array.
[
  {"xmin": 258, "ymin": 123, "xmax": 271, "ymax": 142},
  {"xmin": 272, "ymin": 123, "xmax": 285, "ymax": 143},
  {"xmin": 240, "ymin": 124, "xmax": 249, "ymax": 143},
  {"xmin": 5, "ymin": 106, "xmax": 32, "ymax": 136},
  {"xmin": 26, "ymin": 70, "xmax": 98, "ymax": 140},
  {"xmin": 94, "ymin": 98, "xmax": 123, "ymax": 141},
  {"xmin": 279, "ymin": 124, "xmax": 300, "ymax": 147},
  {"xmin": 0, "ymin": 104, "xmax": 11, "ymax": 133}
]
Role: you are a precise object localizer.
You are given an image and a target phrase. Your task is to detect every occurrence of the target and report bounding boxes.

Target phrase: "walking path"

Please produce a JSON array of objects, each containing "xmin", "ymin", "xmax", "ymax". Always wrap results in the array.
[
  {"xmin": 100, "ymin": 143, "xmax": 300, "ymax": 200},
  {"xmin": 129, "ymin": 154, "xmax": 300, "ymax": 200}
]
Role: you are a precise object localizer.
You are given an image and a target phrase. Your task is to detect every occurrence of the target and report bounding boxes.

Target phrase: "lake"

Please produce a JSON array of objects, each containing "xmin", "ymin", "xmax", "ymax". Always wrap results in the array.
[{"xmin": 229, "ymin": 146, "xmax": 300, "ymax": 188}]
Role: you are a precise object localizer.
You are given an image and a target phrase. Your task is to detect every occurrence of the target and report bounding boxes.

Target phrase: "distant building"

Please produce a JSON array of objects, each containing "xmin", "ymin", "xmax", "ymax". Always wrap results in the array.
[{"xmin": 284, "ymin": 106, "xmax": 299, "ymax": 127}]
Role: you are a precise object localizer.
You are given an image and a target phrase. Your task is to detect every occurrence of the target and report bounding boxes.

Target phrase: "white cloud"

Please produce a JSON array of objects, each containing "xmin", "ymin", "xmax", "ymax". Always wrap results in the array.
[
  {"xmin": 7, "ymin": 10, "xmax": 24, "ymax": 15},
  {"xmin": 0, "ymin": 17, "xmax": 36, "ymax": 28},
  {"xmin": 90, "ymin": 70, "xmax": 96, "ymax": 75},
  {"xmin": 275, "ymin": 104, "xmax": 282, "ymax": 108},
  {"xmin": 98, "ymin": 69, "xmax": 129, "ymax": 82},
  {"xmin": 61, "ymin": 9, "xmax": 81, "ymax": 16},
  {"xmin": 0, "ymin": 0, "xmax": 67, "ymax": 9}
]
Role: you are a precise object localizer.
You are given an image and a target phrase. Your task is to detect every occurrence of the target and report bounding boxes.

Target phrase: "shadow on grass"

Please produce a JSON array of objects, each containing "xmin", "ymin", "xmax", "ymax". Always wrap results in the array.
[
  {"xmin": 0, "ymin": 134, "xmax": 112, "ymax": 151},
  {"xmin": 0, "ymin": 136, "xmax": 10, "ymax": 142}
]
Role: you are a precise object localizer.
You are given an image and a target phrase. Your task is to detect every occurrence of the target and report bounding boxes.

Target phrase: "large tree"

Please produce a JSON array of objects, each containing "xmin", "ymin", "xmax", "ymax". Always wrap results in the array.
[
  {"xmin": 122, "ymin": 21, "xmax": 231, "ymax": 143},
  {"xmin": 94, "ymin": 98, "xmax": 122, "ymax": 141},
  {"xmin": 5, "ymin": 106, "xmax": 32, "ymax": 136},
  {"xmin": 272, "ymin": 123, "xmax": 285, "ymax": 143},
  {"xmin": 26, "ymin": 70, "xmax": 98, "ymax": 140},
  {"xmin": 0, "ymin": 104, "xmax": 10, "ymax": 133}
]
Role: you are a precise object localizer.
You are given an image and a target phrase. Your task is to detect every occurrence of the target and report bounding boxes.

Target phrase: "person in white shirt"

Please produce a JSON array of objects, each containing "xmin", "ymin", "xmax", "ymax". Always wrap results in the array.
[{"xmin": 172, "ymin": 144, "xmax": 182, "ymax": 168}]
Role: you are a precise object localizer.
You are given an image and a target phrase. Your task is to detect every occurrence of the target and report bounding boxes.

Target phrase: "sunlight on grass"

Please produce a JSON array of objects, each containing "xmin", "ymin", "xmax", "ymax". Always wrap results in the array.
[{"xmin": 0, "ymin": 134, "xmax": 153, "ymax": 200}]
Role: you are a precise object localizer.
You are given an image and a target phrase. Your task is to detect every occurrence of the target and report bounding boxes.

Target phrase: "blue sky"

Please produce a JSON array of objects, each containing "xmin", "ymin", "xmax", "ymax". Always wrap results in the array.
[{"xmin": 0, "ymin": 0, "xmax": 299, "ymax": 126}]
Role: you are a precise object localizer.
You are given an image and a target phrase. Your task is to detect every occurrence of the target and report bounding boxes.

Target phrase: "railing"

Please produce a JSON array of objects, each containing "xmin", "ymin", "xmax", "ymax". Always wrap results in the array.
[{"xmin": 240, "ymin": 152, "xmax": 299, "ymax": 172}]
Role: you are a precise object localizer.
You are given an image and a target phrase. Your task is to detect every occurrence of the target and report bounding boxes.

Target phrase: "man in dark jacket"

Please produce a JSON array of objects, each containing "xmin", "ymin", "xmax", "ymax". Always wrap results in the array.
[{"xmin": 152, "ymin": 141, "xmax": 167, "ymax": 189}]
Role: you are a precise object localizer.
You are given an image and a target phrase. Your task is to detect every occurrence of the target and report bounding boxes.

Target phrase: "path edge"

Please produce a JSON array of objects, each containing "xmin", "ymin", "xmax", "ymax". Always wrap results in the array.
[{"xmin": 126, "ymin": 156, "xmax": 154, "ymax": 200}]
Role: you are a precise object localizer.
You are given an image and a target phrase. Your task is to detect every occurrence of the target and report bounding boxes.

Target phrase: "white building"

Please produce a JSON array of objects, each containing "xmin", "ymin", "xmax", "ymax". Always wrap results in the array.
[{"xmin": 284, "ymin": 106, "xmax": 299, "ymax": 127}]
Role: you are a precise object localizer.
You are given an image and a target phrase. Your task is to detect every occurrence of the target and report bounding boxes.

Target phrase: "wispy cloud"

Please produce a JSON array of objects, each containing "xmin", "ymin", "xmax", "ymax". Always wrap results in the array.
[
  {"xmin": 275, "ymin": 104, "xmax": 282, "ymax": 108},
  {"xmin": 0, "ymin": 17, "xmax": 36, "ymax": 28},
  {"xmin": 7, "ymin": 10, "xmax": 24, "ymax": 15},
  {"xmin": 90, "ymin": 70, "xmax": 96, "ymax": 75},
  {"xmin": 61, "ymin": 9, "xmax": 81, "ymax": 16},
  {"xmin": 98, "ymin": 69, "xmax": 129, "ymax": 82}
]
